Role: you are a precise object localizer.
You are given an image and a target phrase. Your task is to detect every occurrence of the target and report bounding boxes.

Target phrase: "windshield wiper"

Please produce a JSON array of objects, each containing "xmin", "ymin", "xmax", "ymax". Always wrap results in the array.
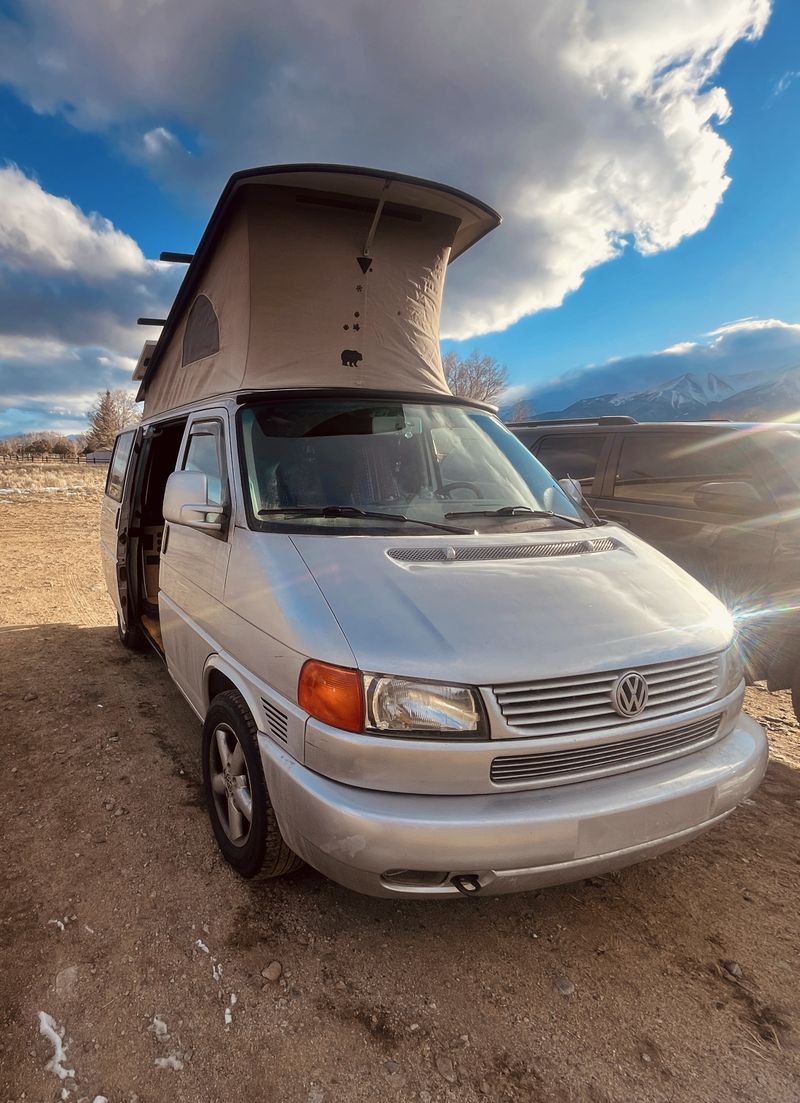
[
  {"xmin": 444, "ymin": 505, "xmax": 587, "ymax": 527},
  {"xmin": 257, "ymin": 505, "xmax": 475, "ymax": 534}
]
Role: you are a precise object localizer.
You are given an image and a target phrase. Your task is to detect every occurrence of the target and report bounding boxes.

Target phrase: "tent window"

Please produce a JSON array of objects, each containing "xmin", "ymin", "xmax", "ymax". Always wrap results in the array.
[{"xmin": 182, "ymin": 294, "xmax": 219, "ymax": 366}]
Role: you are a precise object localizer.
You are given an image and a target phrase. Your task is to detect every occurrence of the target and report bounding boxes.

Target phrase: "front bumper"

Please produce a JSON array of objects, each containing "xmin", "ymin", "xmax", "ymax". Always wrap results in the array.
[{"xmin": 259, "ymin": 713, "xmax": 767, "ymax": 898}]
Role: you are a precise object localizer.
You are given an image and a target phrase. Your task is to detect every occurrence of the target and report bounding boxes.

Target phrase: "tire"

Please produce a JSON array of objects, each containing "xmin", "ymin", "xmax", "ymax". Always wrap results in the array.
[
  {"xmin": 791, "ymin": 668, "xmax": 800, "ymax": 726},
  {"xmin": 116, "ymin": 612, "xmax": 146, "ymax": 651},
  {"xmin": 202, "ymin": 689, "xmax": 303, "ymax": 880}
]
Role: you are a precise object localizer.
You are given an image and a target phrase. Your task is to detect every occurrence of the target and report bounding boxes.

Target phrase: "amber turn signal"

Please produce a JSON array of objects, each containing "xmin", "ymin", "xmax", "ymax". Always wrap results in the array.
[{"xmin": 298, "ymin": 660, "xmax": 364, "ymax": 733}]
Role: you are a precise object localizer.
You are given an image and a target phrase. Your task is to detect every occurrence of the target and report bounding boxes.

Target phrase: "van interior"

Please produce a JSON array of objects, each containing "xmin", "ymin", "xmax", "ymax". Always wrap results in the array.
[{"xmin": 128, "ymin": 418, "xmax": 187, "ymax": 650}]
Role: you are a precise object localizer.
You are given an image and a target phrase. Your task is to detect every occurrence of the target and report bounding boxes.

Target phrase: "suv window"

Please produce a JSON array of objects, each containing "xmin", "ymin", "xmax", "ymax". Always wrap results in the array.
[
  {"xmin": 105, "ymin": 430, "xmax": 136, "ymax": 503},
  {"xmin": 183, "ymin": 420, "xmax": 225, "ymax": 507},
  {"xmin": 536, "ymin": 434, "xmax": 607, "ymax": 487},
  {"xmin": 614, "ymin": 432, "xmax": 753, "ymax": 507}
]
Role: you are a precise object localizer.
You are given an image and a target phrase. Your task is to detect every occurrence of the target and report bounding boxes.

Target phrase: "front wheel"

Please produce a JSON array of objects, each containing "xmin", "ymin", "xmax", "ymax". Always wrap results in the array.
[{"xmin": 202, "ymin": 690, "xmax": 302, "ymax": 880}]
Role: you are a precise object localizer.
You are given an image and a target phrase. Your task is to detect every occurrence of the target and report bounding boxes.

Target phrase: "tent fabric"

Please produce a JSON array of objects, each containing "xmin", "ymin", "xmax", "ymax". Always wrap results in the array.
[
  {"xmin": 145, "ymin": 201, "xmax": 250, "ymax": 415},
  {"xmin": 140, "ymin": 168, "xmax": 499, "ymax": 417}
]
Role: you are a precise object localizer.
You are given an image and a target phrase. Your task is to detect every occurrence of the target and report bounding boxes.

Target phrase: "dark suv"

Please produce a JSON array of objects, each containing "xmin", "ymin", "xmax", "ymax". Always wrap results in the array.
[{"xmin": 511, "ymin": 416, "xmax": 800, "ymax": 718}]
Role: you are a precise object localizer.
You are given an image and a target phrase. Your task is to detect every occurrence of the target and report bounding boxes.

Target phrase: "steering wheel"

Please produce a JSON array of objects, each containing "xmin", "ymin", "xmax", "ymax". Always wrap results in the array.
[{"xmin": 439, "ymin": 482, "xmax": 484, "ymax": 500}]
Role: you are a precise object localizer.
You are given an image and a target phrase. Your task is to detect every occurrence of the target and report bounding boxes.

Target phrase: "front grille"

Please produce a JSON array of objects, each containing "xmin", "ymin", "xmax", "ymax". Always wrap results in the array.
[
  {"xmin": 490, "ymin": 713, "xmax": 722, "ymax": 786},
  {"xmin": 387, "ymin": 537, "xmax": 620, "ymax": 564},
  {"xmin": 493, "ymin": 652, "xmax": 720, "ymax": 737}
]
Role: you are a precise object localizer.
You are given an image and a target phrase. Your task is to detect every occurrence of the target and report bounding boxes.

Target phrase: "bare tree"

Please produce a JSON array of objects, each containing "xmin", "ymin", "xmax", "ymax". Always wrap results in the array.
[
  {"xmin": 51, "ymin": 436, "xmax": 77, "ymax": 458},
  {"xmin": 86, "ymin": 389, "xmax": 141, "ymax": 450},
  {"xmin": 443, "ymin": 350, "xmax": 509, "ymax": 405},
  {"xmin": 506, "ymin": 398, "xmax": 535, "ymax": 423}
]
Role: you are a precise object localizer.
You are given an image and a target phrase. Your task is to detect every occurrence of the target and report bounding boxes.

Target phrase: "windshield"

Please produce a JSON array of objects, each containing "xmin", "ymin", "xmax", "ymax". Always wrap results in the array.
[{"xmin": 237, "ymin": 397, "xmax": 585, "ymax": 534}]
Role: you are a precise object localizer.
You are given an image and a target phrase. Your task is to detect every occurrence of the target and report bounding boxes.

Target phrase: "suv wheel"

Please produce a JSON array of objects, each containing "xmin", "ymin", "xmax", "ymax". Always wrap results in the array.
[{"xmin": 791, "ymin": 668, "xmax": 800, "ymax": 727}]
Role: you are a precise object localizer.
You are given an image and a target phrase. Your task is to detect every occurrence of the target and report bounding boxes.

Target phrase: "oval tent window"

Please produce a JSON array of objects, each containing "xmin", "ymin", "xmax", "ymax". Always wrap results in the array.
[{"xmin": 182, "ymin": 294, "xmax": 220, "ymax": 366}]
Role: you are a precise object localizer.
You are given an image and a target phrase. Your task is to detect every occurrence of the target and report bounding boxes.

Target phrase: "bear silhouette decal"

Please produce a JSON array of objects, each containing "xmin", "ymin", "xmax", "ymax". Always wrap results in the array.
[{"xmin": 341, "ymin": 349, "xmax": 363, "ymax": 368}]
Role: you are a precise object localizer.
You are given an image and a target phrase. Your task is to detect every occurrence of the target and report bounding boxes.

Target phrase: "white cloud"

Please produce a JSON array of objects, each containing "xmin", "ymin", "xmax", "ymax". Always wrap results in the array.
[
  {"xmin": 0, "ymin": 339, "xmax": 139, "ymax": 436},
  {"xmin": 0, "ymin": 166, "xmax": 180, "ymax": 350},
  {"xmin": 0, "ymin": 165, "xmax": 146, "ymax": 278},
  {"xmin": 0, "ymin": 0, "xmax": 771, "ymax": 339},
  {"xmin": 706, "ymin": 316, "xmax": 799, "ymax": 338},
  {"xmin": 773, "ymin": 70, "xmax": 799, "ymax": 97},
  {"xmin": 528, "ymin": 316, "xmax": 800, "ymax": 411},
  {"xmin": 0, "ymin": 168, "xmax": 179, "ymax": 435}
]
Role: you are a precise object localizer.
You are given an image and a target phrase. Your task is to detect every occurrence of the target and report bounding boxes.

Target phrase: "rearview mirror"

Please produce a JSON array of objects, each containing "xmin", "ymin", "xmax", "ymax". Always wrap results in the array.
[
  {"xmin": 558, "ymin": 477, "xmax": 584, "ymax": 506},
  {"xmin": 692, "ymin": 480, "xmax": 761, "ymax": 515},
  {"xmin": 163, "ymin": 470, "xmax": 225, "ymax": 532}
]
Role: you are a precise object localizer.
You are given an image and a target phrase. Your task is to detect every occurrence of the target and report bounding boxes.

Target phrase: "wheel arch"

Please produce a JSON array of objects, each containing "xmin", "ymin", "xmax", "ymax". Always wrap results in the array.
[{"xmin": 203, "ymin": 654, "xmax": 262, "ymax": 725}]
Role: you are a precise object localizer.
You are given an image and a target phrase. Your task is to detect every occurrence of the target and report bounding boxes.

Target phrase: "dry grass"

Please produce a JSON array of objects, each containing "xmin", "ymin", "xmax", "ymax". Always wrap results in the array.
[{"xmin": 0, "ymin": 461, "xmax": 107, "ymax": 500}]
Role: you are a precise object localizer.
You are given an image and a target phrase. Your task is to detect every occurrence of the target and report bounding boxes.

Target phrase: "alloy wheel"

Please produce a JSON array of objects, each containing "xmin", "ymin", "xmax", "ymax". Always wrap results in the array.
[{"xmin": 208, "ymin": 722, "xmax": 253, "ymax": 846}]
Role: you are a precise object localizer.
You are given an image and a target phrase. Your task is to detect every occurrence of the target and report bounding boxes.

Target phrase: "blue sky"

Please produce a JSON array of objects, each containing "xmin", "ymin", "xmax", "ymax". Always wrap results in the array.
[
  {"xmin": 448, "ymin": 0, "xmax": 800, "ymax": 400},
  {"xmin": 0, "ymin": 0, "xmax": 798, "ymax": 433}
]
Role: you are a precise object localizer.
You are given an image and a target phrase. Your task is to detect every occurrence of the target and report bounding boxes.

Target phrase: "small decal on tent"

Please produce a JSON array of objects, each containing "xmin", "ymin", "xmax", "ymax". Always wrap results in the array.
[
  {"xmin": 341, "ymin": 349, "xmax": 363, "ymax": 367},
  {"xmin": 356, "ymin": 256, "xmax": 372, "ymax": 274}
]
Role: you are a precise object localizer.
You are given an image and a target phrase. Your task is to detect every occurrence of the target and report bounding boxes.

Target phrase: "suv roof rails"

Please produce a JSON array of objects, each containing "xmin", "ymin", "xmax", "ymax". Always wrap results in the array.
[{"xmin": 510, "ymin": 415, "xmax": 639, "ymax": 427}]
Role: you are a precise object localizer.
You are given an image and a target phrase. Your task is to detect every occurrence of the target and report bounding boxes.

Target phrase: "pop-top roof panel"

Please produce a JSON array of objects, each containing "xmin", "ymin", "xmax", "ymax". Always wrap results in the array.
[{"xmin": 138, "ymin": 164, "xmax": 501, "ymax": 402}]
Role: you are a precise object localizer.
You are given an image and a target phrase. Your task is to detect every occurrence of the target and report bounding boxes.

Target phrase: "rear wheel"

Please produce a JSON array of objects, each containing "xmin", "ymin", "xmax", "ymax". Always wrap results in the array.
[
  {"xmin": 116, "ymin": 612, "xmax": 146, "ymax": 651},
  {"xmin": 202, "ymin": 690, "xmax": 302, "ymax": 880},
  {"xmin": 791, "ymin": 667, "xmax": 800, "ymax": 726}
]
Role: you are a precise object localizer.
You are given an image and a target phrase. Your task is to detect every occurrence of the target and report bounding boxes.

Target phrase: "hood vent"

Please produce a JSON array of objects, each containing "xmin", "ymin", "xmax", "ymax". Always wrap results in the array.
[
  {"xmin": 261, "ymin": 698, "xmax": 288, "ymax": 743},
  {"xmin": 387, "ymin": 537, "xmax": 620, "ymax": 564}
]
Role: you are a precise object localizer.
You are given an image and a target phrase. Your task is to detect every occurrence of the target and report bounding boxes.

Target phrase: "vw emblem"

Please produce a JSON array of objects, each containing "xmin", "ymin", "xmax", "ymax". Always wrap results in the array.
[{"xmin": 612, "ymin": 671, "xmax": 649, "ymax": 718}]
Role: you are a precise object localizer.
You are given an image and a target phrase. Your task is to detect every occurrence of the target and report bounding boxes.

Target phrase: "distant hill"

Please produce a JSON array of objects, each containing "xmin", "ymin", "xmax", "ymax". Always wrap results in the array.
[{"xmin": 527, "ymin": 366, "xmax": 800, "ymax": 423}]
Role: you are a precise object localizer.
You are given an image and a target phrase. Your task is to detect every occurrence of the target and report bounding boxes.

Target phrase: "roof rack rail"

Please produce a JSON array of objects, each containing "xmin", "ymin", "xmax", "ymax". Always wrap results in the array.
[{"xmin": 509, "ymin": 415, "xmax": 638, "ymax": 427}]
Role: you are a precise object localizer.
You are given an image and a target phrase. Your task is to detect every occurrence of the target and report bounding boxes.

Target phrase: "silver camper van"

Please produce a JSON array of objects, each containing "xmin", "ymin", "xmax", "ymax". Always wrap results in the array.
[{"xmin": 101, "ymin": 165, "xmax": 767, "ymax": 898}]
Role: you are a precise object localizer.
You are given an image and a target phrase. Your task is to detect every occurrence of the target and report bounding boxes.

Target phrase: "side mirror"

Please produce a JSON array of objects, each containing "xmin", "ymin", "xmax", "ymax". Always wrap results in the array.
[
  {"xmin": 558, "ymin": 477, "xmax": 584, "ymax": 506},
  {"xmin": 692, "ymin": 480, "xmax": 761, "ymax": 515},
  {"xmin": 163, "ymin": 470, "xmax": 225, "ymax": 532}
]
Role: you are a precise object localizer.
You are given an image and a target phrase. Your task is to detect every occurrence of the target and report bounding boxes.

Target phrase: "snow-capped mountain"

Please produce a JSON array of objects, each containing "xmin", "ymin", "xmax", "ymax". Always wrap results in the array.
[
  {"xmin": 607, "ymin": 372, "xmax": 736, "ymax": 412},
  {"xmin": 532, "ymin": 366, "xmax": 800, "ymax": 423}
]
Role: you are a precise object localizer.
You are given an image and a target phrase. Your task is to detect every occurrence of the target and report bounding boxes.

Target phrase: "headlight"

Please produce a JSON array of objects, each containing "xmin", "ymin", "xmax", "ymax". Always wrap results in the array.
[
  {"xmin": 363, "ymin": 674, "xmax": 486, "ymax": 737},
  {"xmin": 719, "ymin": 642, "xmax": 745, "ymax": 697}
]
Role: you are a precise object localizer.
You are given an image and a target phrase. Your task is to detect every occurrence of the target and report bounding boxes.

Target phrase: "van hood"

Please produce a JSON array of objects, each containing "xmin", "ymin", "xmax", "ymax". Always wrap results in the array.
[{"xmin": 290, "ymin": 527, "xmax": 732, "ymax": 685}]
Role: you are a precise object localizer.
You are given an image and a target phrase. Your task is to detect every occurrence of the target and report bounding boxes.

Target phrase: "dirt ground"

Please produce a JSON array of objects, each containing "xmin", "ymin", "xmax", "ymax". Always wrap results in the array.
[{"xmin": 2, "ymin": 475, "xmax": 800, "ymax": 1103}]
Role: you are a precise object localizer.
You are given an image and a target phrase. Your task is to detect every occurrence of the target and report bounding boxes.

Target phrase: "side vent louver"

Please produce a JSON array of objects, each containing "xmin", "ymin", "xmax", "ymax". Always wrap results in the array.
[{"xmin": 261, "ymin": 698, "xmax": 289, "ymax": 743}]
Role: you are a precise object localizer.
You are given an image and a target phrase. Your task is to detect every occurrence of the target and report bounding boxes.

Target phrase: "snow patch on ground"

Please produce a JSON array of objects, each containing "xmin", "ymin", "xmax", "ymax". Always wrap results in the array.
[
  {"xmin": 37, "ymin": 1012, "xmax": 74, "ymax": 1081},
  {"xmin": 149, "ymin": 1015, "xmax": 169, "ymax": 1041},
  {"xmin": 37, "ymin": 1011, "xmax": 109, "ymax": 1099},
  {"xmin": 0, "ymin": 486, "xmax": 91, "ymax": 495},
  {"xmin": 155, "ymin": 1053, "xmax": 185, "ymax": 1071}
]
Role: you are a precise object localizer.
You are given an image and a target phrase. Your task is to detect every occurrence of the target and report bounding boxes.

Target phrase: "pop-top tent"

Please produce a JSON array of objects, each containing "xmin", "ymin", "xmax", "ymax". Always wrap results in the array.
[{"xmin": 136, "ymin": 165, "xmax": 500, "ymax": 417}]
